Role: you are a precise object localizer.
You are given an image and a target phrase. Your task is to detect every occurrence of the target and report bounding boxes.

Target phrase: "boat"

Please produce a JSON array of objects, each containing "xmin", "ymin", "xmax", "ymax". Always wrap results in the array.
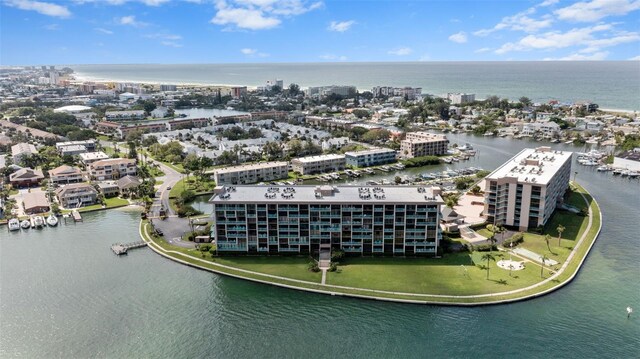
[
  {"xmin": 8, "ymin": 218, "xmax": 20, "ymax": 231},
  {"xmin": 443, "ymin": 158, "xmax": 453, "ymax": 164},
  {"xmin": 564, "ymin": 140, "xmax": 574, "ymax": 144},
  {"xmin": 628, "ymin": 171, "xmax": 639, "ymax": 178},
  {"xmin": 620, "ymin": 170, "xmax": 630, "ymax": 177},
  {"xmin": 483, "ymin": 131, "xmax": 495, "ymax": 136},
  {"xmin": 378, "ymin": 166, "xmax": 391, "ymax": 172},
  {"xmin": 612, "ymin": 168, "xmax": 623, "ymax": 175},
  {"xmin": 550, "ymin": 139, "xmax": 560, "ymax": 143},
  {"xmin": 33, "ymin": 216, "xmax": 45, "ymax": 228},
  {"xmin": 47, "ymin": 214, "xmax": 59, "ymax": 227},
  {"xmin": 20, "ymin": 220, "xmax": 31, "ymax": 229},
  {"xmin": 596, "ymin": 165, "xmax": 610, "ymax": 172},
  {"xmin": 363, "ymin": 168, "xmax": 374, "ymax": 174}
]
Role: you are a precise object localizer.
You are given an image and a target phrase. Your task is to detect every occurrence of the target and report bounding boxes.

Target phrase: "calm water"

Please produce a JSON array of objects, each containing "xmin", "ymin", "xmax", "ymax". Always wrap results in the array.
[
  {"xmin": 1, "ymin": 135, "xmax": 640, "ymax": 358},
  {"xmin": 72, "ymin": 62, "xmax": 640, "ymax": 111}
]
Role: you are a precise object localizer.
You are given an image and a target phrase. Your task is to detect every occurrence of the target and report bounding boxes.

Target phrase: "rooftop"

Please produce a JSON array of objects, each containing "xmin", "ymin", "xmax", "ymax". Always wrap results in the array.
[
  {"xmin": 486, "ymin": 146, "xmax": 573, "ymax": 185},
  {"xmin": 210, "ymin": 185, "xmax": 444, "ymax": 205},
  {"xmin": 209, "ymin": 161, "xmax": 288, "ymax": 174},
  {"xmin": 291, "ymin": 154, "xmax": 345, "ymax": 163},
  {"xmin": 616, "ymin": 149, "xmax": 640, "ymax": 162},
  {"xmin": 344, "ymin": 148, "xmax": 396, "ymax": 157}
]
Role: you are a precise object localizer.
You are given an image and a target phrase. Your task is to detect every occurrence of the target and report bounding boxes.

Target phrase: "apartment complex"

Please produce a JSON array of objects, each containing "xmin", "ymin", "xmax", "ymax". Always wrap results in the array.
[
  {"xmin": 104, "ymin": 110, "xmax": 146, "ymax": 121},
  {"xmin": 11, "ymin": 142, "xmax": 37, "ymax": 166},
  {"xmin": 89, "ymin": 158, "xmax": 137, "ymax": 180},
  {"xmin": 211, "ymin": 162, "xmax": 289, "ymax": 185},
  {"xmin": 345, "ymin": 148, "xmax": 397, "ymax": 168},
  {"xmin": 447, "ymin": 93, "xmax": 476, "ymax": 105},
  {"xmin": 48, "ymin": 165, "xmax": 83, "ymax": 184},
  {"xmin": 210, "ymin": 185, "xmax": 444, "ymax": 255},
  {"xmin": 55, "ymin": 183, "xmax": 98, "ymax": 208},
  {"xmin": 291, "ymin": 154, "xmax": 346, "ymax": 175},
  {"xmin": 400, "ymin": 132, "xmax": 449, "ymax": 158},
  {"xmin": 483, "ymin": 146, "xmax": 572, "ymax": 231}
]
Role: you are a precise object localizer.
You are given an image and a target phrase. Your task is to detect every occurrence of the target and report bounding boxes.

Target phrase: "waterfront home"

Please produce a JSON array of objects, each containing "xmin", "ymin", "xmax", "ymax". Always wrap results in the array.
[
  {"xmin": 116, "ymin": 175, "xmax": 142, "ymax": 196},
  {"xmin": 97, "ymin": 181, "xmax": 120, "ymax": 197},
  {"xmin": 79, "ymin": 151, "xmax": 109, "ymax": 166},
  {"xmin": 11, "ymin": 142, "xmax": 37, "ymax": 166},
  {"xmin": 210, "ymin": 162, "xmax": 289, "ymax": 185},
  {"xmin": 89, "ymin": 158, "xmax": 137, "ymax": 180},
  {"xmin": 22, "ymin": 192, "xmax": 50, "ymax": 215},
  {"xmin": 9, "ymin": 168, "xmax": 44, "ymax": 188},
  {"xmin": 55, "ymin": 183, "xmax": 98, "ymax": 208},
  {"xmin": 210, "ymin": 185, "xmax": 444, "ymax": 256},
  {"xmin": 575, "ymin": 119, "xmax": 603, "ymax": 132},
  {"xmin": 483, "ymin": 146, "xmax": 572, "ymax": 231},
  {"xmin": 48, "ymin": 165, "xmax": 83, "ymax": 185}
]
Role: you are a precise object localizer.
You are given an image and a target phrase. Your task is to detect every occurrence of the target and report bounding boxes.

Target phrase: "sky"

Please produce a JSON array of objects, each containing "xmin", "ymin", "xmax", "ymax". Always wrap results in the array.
[{"xmin": 1, "ymin": 0, "xmax": 640, "ymax": 65}]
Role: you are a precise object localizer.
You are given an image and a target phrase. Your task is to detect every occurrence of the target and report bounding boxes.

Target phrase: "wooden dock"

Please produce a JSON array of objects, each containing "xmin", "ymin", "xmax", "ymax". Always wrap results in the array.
[
  {"xmin": 111, "ymin": 241, "xmax": 147, "ymax": 255},
  {"xmin": 72, "ymin": 211, "xmax": 82, "ymax": 222}
]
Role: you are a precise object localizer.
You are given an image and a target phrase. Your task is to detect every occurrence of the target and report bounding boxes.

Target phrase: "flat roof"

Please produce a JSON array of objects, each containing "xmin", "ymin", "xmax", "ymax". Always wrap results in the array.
[
  {"xmin": 79, "ymin": 151, "xmax": 109, "ymax": 160},
  {"xmin": 344, "ymin": 148, "xmax": 396, "ymax": 156},
  {"xmin": 210, "ymin": 185, "xmax": 443, "ymax": 205},
  {"xmin": 486, "ymin": 147, "xmax": 573, "ymax": 185},
  {"xmin": 291, "ymin": 154, "xmax": 345, "ymax": 163},
  {"xmin": 210, "ymin": 161, "xmax": 288, "ymax": 174}
]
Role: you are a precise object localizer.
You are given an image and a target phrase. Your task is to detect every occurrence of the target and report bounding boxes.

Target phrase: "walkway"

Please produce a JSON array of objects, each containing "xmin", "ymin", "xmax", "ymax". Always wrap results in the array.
[{"xmin": 140, "ymin": 185, "xmax": 600, "ymax": 304}]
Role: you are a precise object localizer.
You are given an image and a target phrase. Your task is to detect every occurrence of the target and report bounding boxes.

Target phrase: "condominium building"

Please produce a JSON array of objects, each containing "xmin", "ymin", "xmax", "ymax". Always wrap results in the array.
[
  {"xmin": 210, "ymin": 185, "xmax": 444, "ymax": 255},
  {"xmin": 291, "ymin": 154, "xmax": 346, "ymax": 175},
  {"xmin": 89, "ymin": 158, "xmax": 137, "ymax": 180},
  {"xmin": 400, "ymin": 132, "xmax": 449, "ymax": 158},
  {"xmin": 11, "ymin": 142, "xmax": 37, "ymax": 166},
  {"xmin": 345, "ymin": 148, "xmax": 397, "ymax": 167},
  {"xmin": 211, "ymin": 162, "xmax": 289, "ymax": 185},
  {"xmin": 55, "ymin": 140, "xmax": 97, "ymax": 153},
  {"xmin": 79, "ymin": 151, "xmax": 109, "ymax": 165},
  {"xmin": 48, "ymin": 165, "xmax": 83, "ymax": 184},
  {"xmin": 447, "ymin": 93, "xmax": 476, "ymax": 105},
  {"xmin": 105, "ymin": 110, "xmax": 146, "ymax": 121},
  {"xmin": 483, "ymin": 146, "xmax": 572, "ymax": 231},
  {"xmin": 55, "ymin": 183, "xmax": 98, "ymax": 208}
]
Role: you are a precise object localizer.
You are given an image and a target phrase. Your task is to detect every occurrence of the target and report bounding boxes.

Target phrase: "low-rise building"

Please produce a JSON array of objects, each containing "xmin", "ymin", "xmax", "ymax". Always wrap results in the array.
[
  {"xmin": 89, "ymin": 158, "xmax": 137, "ymax": 180},
  {"xmin": 22, "ymin": 192, "xmax": 50, "ymax": 214},
  {"xmin": 291, "ymin": 154, "xmax": 346, "ymax": 175},
  {"xmin": 97, "ymin": 181, "xmax": 120, "ymax": 197},
  {"xmin": 11, "ymin": 142, "xmax": 37, "ymax": 166},
  {"xmin": 116, "ymin": 175, "xmax": 142, "ymax": 195},
  {"xmin": 9, "ymin": 168, "xmax": 44, "ymax": 187},
  {"xmin": 56, "ymin": 140, "xmax": 97, "ymax": 152},
  {"xmin": 345, "ymin": 148, "xmax": 397, "ymax": 167},
  {"xmin": 79, "ymin": 151, "xmax": 109, "ymax": 165},
  {"xmin": 59, "ymin": 145, "xmax": 88, "ymax": 156},
  {"xmin": 105, "ymin": 110, "xmax": 146, "ymax": 121},
  {"xmin": 211, "ymin": 162, "xmax": 289, "ymax": 185},
  {"xmin": 48, "ymin": 165, "xmax": 83, "ymax": 184},
  {"xmin": 447, "ymin": 93, "xmax": 475, "ymax": 105},
  {"xmin": 400, "ymin": 132, "xmax": 449, "ymax": 158},
  {"xmin": 55, "ymin": 183, "xmax": 98, "ymax": 208}
]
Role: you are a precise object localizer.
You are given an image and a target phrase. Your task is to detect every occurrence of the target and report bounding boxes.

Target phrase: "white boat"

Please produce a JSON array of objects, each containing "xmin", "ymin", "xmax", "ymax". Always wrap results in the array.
[
  {"xmin": 378, "ymin": 166, "xmax": 391, "ymax": 172},
  {"xmin": 20, "ymin": 220, "xmax": 31, "ymax": 229},
  {"xmin": 596, "ymin": 166, "xmax": 610, "ymax": 172},
  {"xmin": 628, "ymin": 171, "xmax": 639, "ymax": 178},
  {"xmin": 612, "ymin": 168, "xmax": 623, "ymax": 175},
  {"xmin": 620, "ymin": 170, "xmax": 629, "ymax": 177},
  {"xmin": 33, "ymin": 216, "xmax": 45, "ymax": 228},
  {"xmin": 8, "ymin": 218, "xmax": 20, "ymax": 231},
  {"xmin": 443, "ymin": 158, "xmax": 453, "ymax": 164},
  {"xmin": 47, "ymin": 214, "xmax": 59, "ymax": 227}
]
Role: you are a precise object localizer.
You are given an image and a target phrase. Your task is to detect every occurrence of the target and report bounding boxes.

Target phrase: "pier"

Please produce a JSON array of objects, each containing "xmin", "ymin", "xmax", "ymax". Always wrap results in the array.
[
  {"xmin": 111, "ymin": 241, "xmax": 147, "ymax": 255},
  {"xmin": 72, "ymin": 211, "xmax": 82, "ymax": 222}
]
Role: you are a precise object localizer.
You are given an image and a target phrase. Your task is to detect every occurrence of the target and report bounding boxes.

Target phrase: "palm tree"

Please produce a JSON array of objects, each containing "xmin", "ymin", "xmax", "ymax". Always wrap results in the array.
[
  {"xmin": 540, "ymin": 254, "xmax": 549, "ymax": 278},
  {"xmin": 556, "ymin": 224, "xmax": 565, "ymax": 247},
  {"xmin": 544, "ymin": 234, "xmax": 552, "ymax": 252},
  {"xmin": 488, "ymin": 235, "xmax": 497, "ymax": 253},
  {"xmin": 481, "ymin": 253, "xmax": 496, "ymax": 279}
]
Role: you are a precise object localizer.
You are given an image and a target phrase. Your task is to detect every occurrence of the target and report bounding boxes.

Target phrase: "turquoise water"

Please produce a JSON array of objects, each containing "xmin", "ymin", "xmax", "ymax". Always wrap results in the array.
[
  {"xmin": 72, "ymin": 62, "xmax": 640, "ymax": 111},
  {"xmin": 1, "ymin": 135, "xmax": 639, "ymax": 358}
]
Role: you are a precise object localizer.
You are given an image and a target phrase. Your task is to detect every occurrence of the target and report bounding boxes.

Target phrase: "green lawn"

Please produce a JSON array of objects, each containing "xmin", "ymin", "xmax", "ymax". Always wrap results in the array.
[
  {"xmin": 326, "ymin": 252, "xmax": 543, "ymax": 295},
  {"xmin": 68, "ymin": 197, "xmax": 130, "ymax": 213},
  {"xmin": 169, "ymin": 178, "xmax": 217, "ymax": 199},
  {"xmin": 214, "ymin": 257, "xmax": 322, "ymax": 282}
]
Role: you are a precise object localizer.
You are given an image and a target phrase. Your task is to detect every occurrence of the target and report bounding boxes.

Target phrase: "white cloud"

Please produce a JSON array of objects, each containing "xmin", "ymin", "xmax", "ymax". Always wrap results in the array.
[
  {"xmin": 328, "ymin": 20, "xmax": 355, "ymax": 32},
  {"xmin": 72, "ymin": 0, "xmax": 170, "ymax": 5},
  {"xmin": 555, "ymin": 0, "xmax": 640, "ymax": 22},
  {"xmin": 43, "ymin": 23, "xmax": 59, "ymax": 30},
  {"xmin": 474, "ymin": 47, "xmax": 491, "ymax": 53},
  {"xmin": 94, "ymin": 27, "xmax": 114, "ymax": 34},
  {"xmin": 387, "ymin": 47, "xmax": 412, "ymax": 56},
  {"xmin": 474, "ymin": 7, "xmax": 553, "ymax": 36},
  {"xmin": 448, "ymin": 31, "xmax": 467, "ymax": 43},
  {"xmin": 539, "ymin": 0, "xmax": 559, "ymax": 6},
  {"xmin": 161, "ymin": 41, "xmax": 183, "ymax": 48},
  {"xmin": 145, "ymin": 33, "xmax": 182, "ymax": 40},
  {"xmin": 494, "ymin": 24, "xmax": 639, "ymax": 55},
  {"xmin": 211, "ymin": 0, "xmax": 322, "ymax": 30},
  {"xmin": 240, "ymin": 47, "xmax": 269, "ymax": 57},
  {"xmin": 5, "ymin": 0, "xmax": 71, "ymax": 18},
  {"xmin": 544, "ymin": 51, "xmax": 609, "ymax": 60},
  {"xmin": 319, "ymin": 54, "xmax": 347, "ymax": 61},
  {"xmin": 629, "ymin": 55, "xmax": 640, "ymax": 60},
  {"xmin": 118, "ymin": 15, "xmax": 147, "ymax": 27},
  {"xmin": 418, "ymin": 54, "xmax": 431, "ymax": 61}
]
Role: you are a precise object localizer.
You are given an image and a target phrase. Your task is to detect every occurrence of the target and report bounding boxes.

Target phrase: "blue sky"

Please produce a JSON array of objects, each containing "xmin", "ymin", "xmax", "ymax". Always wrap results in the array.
[{"xmin": 1, "ymin": 0, "xmax": 639, "ymax": 65}]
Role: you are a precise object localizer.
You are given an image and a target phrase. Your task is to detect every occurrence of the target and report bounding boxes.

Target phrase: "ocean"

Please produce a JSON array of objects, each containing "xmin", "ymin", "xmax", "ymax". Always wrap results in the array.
[{"xmin": 71, "ymin": 61, "xmax": 640, "ymax": 111}]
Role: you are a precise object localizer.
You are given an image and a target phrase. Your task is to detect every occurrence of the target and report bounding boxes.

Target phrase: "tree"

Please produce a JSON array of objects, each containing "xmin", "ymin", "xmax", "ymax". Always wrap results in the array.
[
  {"xmin": 540, "ymin": 254, "xmax": 549, "ymax": 278},
  {"xmin": 488, "ymin": 235, "xmax": 497, "ymax": 253},
  {"xmin": 287, "ymin": 83, "xmax": 300, "ymax": 97},
  {"xmin": 470, "ymin": 185, "xmax": 482, "ymax": 195},
  {"xmin": 127, "ymin": 141, "xmax": 138, "ymax": 160},
  {"xmin": 444, "ymin": 194, "xmax": 460, "ymax": 209},
  {"xmin": 519, "ymin": 96, "xmax": 532, "ymax": 107},
  {"xmin": 556, "ymin": 224, "xmax": 565, "ymax": 247},
  {"xmin": 481, "ymin": 253, "xmax": 496, "ymax": 279},
  {"xmin": 544, "ymin": 234, "xmax": 552, "ymax": 252}
]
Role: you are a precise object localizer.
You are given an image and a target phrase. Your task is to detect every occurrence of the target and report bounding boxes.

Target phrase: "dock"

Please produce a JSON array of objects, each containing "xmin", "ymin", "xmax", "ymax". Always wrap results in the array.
[
  {"xmin": 111, "ymin": 241, "xmax": 147, "ymax": 255},
  {"xmin": 72, "ymin": 211, "xmax": 82, "ymax": 222}
]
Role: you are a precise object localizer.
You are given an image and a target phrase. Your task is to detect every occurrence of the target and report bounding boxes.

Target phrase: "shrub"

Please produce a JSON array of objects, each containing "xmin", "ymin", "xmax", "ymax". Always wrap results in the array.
[
  {"xmin": 503, "ymin": 232, "xmax": 524, "ymax": 248},
  {"xmin": 471, "ymin": 243, "xmax": 497, "ymax": 252},
  {"xmin": 307, "ymin": 260, "xmax": 320, "ymax": 272},
  {"xmin": 331, "ymin": 249, "xmax": 345, "ymax": 261},
  {"xmin": 328, "ymin": 262, "xmax": 338, "ymax": 272}
]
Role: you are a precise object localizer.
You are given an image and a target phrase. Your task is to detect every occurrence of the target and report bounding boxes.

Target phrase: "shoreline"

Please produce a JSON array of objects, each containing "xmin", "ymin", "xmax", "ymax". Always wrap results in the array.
[{"xmin": 140, "ymin": 183, "xmax": 602, "ymax": 306}]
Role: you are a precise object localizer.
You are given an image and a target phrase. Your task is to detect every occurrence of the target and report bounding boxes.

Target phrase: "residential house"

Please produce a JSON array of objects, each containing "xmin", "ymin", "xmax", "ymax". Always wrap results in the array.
[
  {"xmin": 22, "ymin": 192, "xmax": 50, "ymax": 214},
  {"xmin": 97, "ymin": 181, "xmax": 120, "ymax": 197},
  {"xmin": 116, "ymin": 175, "xmax": 142, "ymax": 196},
  {"xmin": 11, "ymin": 142, "xmax": 37, "ymax": 166},
  {"xmin": 9, "ymin": 168, "xmax": 44, "ymax": 187},
  {"xmin": 48, "ymin": 165, "xmax": 83, "ymax": 184},
  {"xmin": 89, "ymin": 158, "xmax": 137, "ymax": 180},
  {"xmin": 55, "ymin": 183, "xmax": 99, "ymax": 208}
]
